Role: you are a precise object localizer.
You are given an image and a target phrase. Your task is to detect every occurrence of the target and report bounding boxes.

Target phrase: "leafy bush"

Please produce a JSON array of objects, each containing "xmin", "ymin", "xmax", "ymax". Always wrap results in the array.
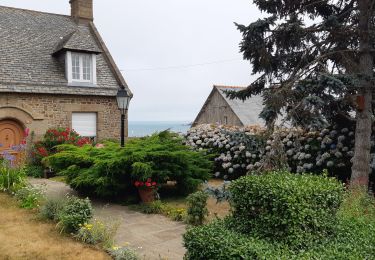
[
  {"xmin": 15, "ymin": 185, "xmax": 45, "ymax": 209},
  {"xmin": 0, "ymin": 163, "xmax": 26, "ymax": 193},
  {"xmin": 204, "ymin": 181, "xmax": 231, "ymax": 203},
  {"xmin": 44, "ymin": 131, "xmax": 212, "ymax": 198},
  {"xmin": 57, "ymin": 196, "xmax": 93, "ymax": 233},
  {"xmin": 130, "ymin": 200, "xmax": 186, "ymax": 222},
  {"xmin": 338, "ymin": 188, "xmax": 375, "ymax": 223},
  {"xmin": 229, "ymin": 171, "xmax": 344, "ymax": 247},
  {"xmin": 24, "ymin": 164, "xmax": 44, "ymax": 178},
  {"xmin": 32, "ymin": 127, "xmax": 91, "ymax": 165},
  {"xmin": 107, "ymin": 246, "xmax": 139, "ymax": 260},
  {"xmin": 166, "ymin": 207, "xmax": 186, "ymax": 221},
  {"xmin": 186, "ymin": 125, "xmax": 265, "ymax": 180},
  {"xmin": 39, "ymin": 197, "xmax": 65, "ymax": 221},
  {"xmin": 186, "ymin": 125, "xmax": 375, "ymax": 191},
  {"xmin": 133, "ymin": 200, "xmax": 164, "ymax": 214},
  {"xmin": 184, "ymin": 175, "xmax": 375, "ymax": 259},
  {"xmin": 186, "ymin": 191, "xmax": 209, "ymax": 225},
  {"xmin": 184, "ymin": 218, "xmax": 375, "ymax": 259},
  {"xmin": 184, "ymin": 220, "xmax": 275, "ymax": 260},
  {"xmin": 75, "ymin": 219, "xmax": 119, "ymax": 248}
]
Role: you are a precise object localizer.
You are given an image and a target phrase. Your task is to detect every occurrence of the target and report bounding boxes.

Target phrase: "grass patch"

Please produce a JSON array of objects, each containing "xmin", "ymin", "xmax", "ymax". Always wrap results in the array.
[
  {"xmin": 0, "ymin": 193, "xmax": 110, "ymax": 259},
  {"xmin": 49, "ymin": 175, "xmax": 67, "ymax": 183}
]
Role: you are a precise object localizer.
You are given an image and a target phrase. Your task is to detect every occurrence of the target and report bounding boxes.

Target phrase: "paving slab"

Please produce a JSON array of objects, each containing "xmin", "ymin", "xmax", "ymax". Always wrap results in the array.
[{"xmin": 29, "ymin": 178, "xmax": 186, "ymax": 260}]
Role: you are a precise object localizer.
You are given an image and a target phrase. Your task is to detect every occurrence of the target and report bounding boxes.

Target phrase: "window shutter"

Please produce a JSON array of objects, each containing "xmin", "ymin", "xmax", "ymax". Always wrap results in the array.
[{"xmin": 72, "ymin": 113, "xmax": 97, "ymax": 137}]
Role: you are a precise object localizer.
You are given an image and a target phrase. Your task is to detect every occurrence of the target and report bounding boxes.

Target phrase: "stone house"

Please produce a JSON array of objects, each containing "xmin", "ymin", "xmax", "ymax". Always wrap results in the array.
[
  {"xmin": 0, "ymin": 0, "xmax": 132, "ymax": 153},
  {"xmin": 193, "ymin": 85, "xmax": 263, "ymax": 127}
]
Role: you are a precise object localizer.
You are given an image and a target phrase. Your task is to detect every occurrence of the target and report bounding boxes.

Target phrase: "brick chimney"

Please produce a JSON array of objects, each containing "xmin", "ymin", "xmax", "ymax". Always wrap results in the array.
[{"xmin": 70, "ymin": 0, "xmax": 93, "ymax": 23}]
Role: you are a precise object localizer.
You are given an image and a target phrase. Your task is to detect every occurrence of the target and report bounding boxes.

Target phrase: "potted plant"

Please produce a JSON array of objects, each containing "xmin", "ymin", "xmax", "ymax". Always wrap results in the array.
[{"xmin": 134, "ymin": 178, "xmax": 158, "ymax": 203}]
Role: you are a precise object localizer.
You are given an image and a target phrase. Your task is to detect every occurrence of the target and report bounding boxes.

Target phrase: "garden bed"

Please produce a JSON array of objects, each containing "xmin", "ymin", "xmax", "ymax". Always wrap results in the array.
[
  {"xmin": 0, "ymin": 193, "xmax": 110, "ymax": 260},
  {"xmin": 130, "ymin": 179, "xmax": 230, "ymax": 223}
]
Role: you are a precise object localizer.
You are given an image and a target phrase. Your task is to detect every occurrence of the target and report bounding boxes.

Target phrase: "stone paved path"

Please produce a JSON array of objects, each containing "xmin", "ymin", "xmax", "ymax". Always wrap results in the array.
[{"xmin": 29, "ymin": 178, "xmax": 186, "ymax": 260}]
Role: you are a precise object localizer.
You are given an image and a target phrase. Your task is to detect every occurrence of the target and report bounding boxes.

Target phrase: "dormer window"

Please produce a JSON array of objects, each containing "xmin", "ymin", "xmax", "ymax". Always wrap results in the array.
[{"xmin": 66, "ymin": 51, "xmax": 97, "ymax": 86}]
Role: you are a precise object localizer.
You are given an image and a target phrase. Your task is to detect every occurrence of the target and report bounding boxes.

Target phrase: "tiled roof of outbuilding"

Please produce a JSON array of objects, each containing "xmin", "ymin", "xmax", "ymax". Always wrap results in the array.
[
  {"xmin": 0, "ymin": 5, "xmax": 130, "ymax": 96},
  {"xmin": 215, "ymin": 85, "xmax": 264, "ymax": 126}
]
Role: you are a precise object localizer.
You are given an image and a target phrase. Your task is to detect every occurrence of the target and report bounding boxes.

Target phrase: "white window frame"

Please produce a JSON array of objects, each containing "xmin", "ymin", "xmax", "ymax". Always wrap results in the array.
[{"xmin": 66, "ymin": 51, "xmax": 97, "ymax": 86}]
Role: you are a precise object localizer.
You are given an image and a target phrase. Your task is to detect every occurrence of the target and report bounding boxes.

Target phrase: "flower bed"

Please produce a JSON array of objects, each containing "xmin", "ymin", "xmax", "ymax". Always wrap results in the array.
[{"xmin": 32, "ymin": 127, "xmax": 92, "ymax": 165}]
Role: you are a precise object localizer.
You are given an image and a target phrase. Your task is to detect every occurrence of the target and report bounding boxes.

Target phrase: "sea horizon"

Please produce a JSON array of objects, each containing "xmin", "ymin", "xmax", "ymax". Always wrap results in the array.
[{"xmin": 128, "ymin": 121, "xmax": 192, "ymax": 137}]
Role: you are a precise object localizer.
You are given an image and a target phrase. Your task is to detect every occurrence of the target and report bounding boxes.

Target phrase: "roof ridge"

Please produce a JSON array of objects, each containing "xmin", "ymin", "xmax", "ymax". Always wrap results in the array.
[
  {"xmin": 0, "ymin": 5, "xmax": 70, "ymax": 18},
  {"xmin": 214, "ymin": 85, "xmax": 246, "ymax": 89}
]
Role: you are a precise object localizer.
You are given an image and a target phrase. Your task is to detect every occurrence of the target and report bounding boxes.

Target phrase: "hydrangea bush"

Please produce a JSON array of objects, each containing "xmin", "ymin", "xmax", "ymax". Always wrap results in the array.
[
  {"xmin": 185, "ymin": 124, "xmax": 266, "ymax": 180},
  {"xmin": 185, "ymin": 124, "xmax": 375, "ymax": 185}
]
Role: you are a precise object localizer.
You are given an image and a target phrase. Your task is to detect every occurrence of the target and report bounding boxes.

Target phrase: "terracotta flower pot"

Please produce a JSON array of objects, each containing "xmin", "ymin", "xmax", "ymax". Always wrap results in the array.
[{"xmin": 138, "ymin": 187, "xmax": 155, "ymax": 203}]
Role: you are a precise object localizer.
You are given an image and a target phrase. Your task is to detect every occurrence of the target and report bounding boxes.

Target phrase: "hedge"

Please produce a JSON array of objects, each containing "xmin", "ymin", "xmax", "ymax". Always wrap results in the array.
[
  {"xmin": 184, "ymin": 172, "xmax": 375, "ymax": 259},
  {"xmin": 184, "ymin": 218, "xmax": 375, "ymax": 260},
  {"xmin": 229, "ymin": 172, "xmax": 345, "ymax": 247}
]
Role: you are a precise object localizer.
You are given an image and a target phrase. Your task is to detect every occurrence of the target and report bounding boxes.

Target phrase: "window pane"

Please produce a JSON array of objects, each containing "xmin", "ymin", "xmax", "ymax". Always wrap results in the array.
[
  {"xmin": 72, "ymin": 53, "xmax": 80, "ymax": 80},
  {"xmin": 82, "ymin": 55, "xmax": 91, "ymax": 81}
]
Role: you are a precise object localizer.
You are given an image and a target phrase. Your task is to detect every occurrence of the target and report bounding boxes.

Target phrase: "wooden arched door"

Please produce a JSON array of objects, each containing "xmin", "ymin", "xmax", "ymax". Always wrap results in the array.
[{"xmin": 0, "ymin": 120, "xmax": 24, "ymax": 160}]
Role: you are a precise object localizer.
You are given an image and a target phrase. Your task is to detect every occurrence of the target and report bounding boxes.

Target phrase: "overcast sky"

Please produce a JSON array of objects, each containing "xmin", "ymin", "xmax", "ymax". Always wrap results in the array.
[{"xmin": 1, "ymin": 0, "xmax": 261, "ymax": 122}]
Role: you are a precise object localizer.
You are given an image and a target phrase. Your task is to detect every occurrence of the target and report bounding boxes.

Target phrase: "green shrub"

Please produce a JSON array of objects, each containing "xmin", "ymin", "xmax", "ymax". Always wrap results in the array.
[
  {"xmin": 184, "ymin": 220, "xmax": 276, "ymax": 260},
  {"xmin": 338, "ymin": 188, "xmax": 375, "ymax": 223},
  {"xmin": 39, "ymin": 197, "xmax": 65, "ymax": 221},
  {"xmin": 165, "ymin": 207, "xmax": 186, "ymax": 221},
  {"xmin": 229, "ymin": 171, "xmax": 345, "ymax": 247},
  {"xmin": 32, "ymin": 127, "xmax": 92, "ymax": 165},
  {"xmin": 57, "ymin": 196, "xmax": 93, "ymax": 233},
  {"xmin": 107, "ymin": 246, "xmax": 139, "ymax": 260},
  {"xmin": 0, "ymin": 164, "xmax": 26, "ymax": 193},
  {"xmin": 15, "ymin": 185, "xmax": 45, "ymax": 209},
  {"xmin": 130, "ymin": 200, "xmax": 187, "ymax": 222},
  {"xmin": 185, "ymin": 125, "xmax": 362, "ymax": 183},
  {"xmin": 186, "ymin": 191, "xmax": 209, "ymax": 225},
  {"xmin": 24, "ymin": 164, "xmax": 44, "ymax": 178},
  {"xmin": 134, "ymin": 200, "xmax": 164, "ymax": 214},
  {"xmin": 75, "ymin": 219, "xmax": 119, "ymax": 248},
  {"xmin": 184, "ymin": 218, "xmax": 375, "ymax": 259},
  {"xmin": 184, "ymin": 173, "xmax": 374, "ymax": 259},
  {"xmin": 44, "ymin": 131, "xmax": 212, "ymax": 198}
]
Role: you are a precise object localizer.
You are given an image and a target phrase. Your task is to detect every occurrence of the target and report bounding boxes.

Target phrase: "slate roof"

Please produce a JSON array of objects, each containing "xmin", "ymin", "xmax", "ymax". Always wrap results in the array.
[
  {"xmin": 53, "ymin": 30, "xmax": 102, "ymax": 55},
  {"xmin": 0, "ymin": 5, "xmax": 131, "ymax": 96},
  {"xmin": 215, "ymin": 86, "xmax": 264, "ymax": 126}
]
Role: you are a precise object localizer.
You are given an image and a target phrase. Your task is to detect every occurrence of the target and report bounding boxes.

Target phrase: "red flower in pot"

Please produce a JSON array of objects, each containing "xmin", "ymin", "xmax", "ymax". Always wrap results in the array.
[{"xmin": 134, "ymin": 178, "xmax": 158, "ymax": 203}]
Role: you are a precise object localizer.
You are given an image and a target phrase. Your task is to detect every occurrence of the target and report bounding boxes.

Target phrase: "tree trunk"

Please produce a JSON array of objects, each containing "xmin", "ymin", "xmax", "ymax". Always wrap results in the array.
[{"xmin": 350, "ymin": 0, "xmax": 373, "ymax": 189}]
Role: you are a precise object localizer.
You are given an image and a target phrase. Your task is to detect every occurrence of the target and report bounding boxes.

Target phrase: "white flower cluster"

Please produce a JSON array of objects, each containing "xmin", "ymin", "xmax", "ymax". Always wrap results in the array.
[
  {"xmin": 185, "ymin": 124, "xmax": 265, "ymax": 179},
  {"xmin": 185, "ymin": 124, "xmax": 363, "ymax": 179}
]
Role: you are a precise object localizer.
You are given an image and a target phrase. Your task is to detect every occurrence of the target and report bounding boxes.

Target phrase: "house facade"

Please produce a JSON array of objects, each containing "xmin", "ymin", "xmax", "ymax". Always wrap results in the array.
[
  {"xmin": 0, "ymin": 0, "xmax": 132, "ymax": 151},
  {"xmin": 193, "ymin": 85, "xmax": 264, "ymax": 127}
]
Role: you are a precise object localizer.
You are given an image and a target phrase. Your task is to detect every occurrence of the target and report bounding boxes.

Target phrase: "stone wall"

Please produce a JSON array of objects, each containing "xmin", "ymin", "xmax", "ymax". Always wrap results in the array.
[{"xmin": 0, "ymin": 93, "xmax": 127, "ymax": 141}]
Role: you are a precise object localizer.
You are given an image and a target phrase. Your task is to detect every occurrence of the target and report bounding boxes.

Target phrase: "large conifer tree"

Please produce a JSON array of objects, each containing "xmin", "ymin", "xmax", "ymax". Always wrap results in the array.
[{"xmin": 230, "ymin": 0, "xmax": 374, "ymax": 188}]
